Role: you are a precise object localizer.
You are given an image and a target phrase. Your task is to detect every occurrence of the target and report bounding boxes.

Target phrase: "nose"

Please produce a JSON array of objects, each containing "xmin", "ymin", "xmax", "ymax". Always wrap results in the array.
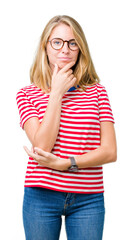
[{"xmin": 61, "ymin": 42, "xmax": 69, "ymax": 53}]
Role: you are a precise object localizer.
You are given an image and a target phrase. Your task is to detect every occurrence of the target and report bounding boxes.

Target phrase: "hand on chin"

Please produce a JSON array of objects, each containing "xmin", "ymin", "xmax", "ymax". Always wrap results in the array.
[{"xmin": 57, "ymin": 60, "xmax": 74, "ymax": 70}]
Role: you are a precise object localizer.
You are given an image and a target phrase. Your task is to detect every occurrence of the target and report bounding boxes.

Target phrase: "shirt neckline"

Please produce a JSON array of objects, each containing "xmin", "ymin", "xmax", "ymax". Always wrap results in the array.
[{"xmin": 67, "ymin": 85, "xmax": 80, "ymax": 92}]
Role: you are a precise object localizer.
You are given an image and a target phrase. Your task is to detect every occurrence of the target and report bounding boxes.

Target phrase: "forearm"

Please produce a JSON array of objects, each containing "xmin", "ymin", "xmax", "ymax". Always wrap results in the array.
[
  {"xmin": 24, "ymin": 118, "xmax": 117, "ymax": 171},
  {"xmin": 24, "ymin": 144, "xmax": 117, "ymax": 172},
  {"xmin": 34, "ymin": 92, "xmax": 62, "ymax": 151},
  {"xmin": 74, "ymin": 145, "xmax": 117, "ymax": 169}
]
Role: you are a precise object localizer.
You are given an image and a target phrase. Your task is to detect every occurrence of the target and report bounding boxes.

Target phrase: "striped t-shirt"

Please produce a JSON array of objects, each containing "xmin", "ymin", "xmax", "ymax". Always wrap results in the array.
[{"xmin": 16, "ymin": 83, "xmax": 114, "ymax": 193}]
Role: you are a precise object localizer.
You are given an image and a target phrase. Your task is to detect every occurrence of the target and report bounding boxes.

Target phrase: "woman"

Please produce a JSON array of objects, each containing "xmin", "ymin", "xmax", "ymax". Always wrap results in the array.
[{"xmin": 16, "ymin": 15, "xmax": 117, "ymax": 240}]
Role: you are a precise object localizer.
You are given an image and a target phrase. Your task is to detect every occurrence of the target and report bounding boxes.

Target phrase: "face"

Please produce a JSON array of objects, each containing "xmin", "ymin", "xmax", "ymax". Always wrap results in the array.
[{"xmin": 46, "ymin": 23, "xmax": 79, "ymax": 72}]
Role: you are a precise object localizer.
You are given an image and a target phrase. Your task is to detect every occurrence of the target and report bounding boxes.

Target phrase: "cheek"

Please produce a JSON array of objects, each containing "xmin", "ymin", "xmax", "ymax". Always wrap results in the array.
[
  {"xmin": 73, "ymin": 51, "xmax": 80, "ymax": 62},
  {"xmin": 47, "ymin": 49, "xmax": 57, "ymax": 64}
]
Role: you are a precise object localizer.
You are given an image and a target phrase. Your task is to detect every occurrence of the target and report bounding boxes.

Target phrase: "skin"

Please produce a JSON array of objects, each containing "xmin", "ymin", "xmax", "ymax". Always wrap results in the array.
[
  {"xmin": 24, "ymin": 23, "xmax": 117, "ymax": 171},
  {"xmin": 46, "ymin": 23, "xmax": 79, "ymax": 72}
]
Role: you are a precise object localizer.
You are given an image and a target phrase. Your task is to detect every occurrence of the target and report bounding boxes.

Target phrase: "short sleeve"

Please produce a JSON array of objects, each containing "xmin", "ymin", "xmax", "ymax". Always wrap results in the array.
[
  {"xmin": 98, "ymin": 86, "xmax": 115, "ymax": 123},
  {"xmin": 16, "ymin": 89, "xmax": 39, "ymax": 129}
]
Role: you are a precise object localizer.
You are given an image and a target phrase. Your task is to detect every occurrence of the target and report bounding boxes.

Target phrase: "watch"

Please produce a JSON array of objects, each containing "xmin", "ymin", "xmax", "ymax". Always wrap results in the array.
[{"xmin": 68, "ymin": 157, "xmax": 78, "ymax": 172}]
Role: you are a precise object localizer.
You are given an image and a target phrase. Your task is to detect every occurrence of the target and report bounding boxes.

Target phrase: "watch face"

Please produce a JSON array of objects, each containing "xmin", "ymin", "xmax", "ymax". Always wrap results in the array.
[{"xmin": 69, "ymin": 165, "xmax": 78, "ymax": 172}]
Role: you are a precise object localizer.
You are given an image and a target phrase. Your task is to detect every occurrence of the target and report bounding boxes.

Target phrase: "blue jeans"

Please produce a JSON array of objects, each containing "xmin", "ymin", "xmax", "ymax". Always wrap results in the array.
[{"xmin": 23, "ymin": 187, "xmax": 105, "ymax": 240}]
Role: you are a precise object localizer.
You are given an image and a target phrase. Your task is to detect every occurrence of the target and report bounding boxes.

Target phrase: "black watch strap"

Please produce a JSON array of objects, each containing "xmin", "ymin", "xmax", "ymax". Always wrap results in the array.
[
  {"xmin": 69, "ymin": 156, "xmax": 76, "ymax": 165},
  {"xmin": 68, "ymin": 157, "xmax": 78, "ymax": 172}
]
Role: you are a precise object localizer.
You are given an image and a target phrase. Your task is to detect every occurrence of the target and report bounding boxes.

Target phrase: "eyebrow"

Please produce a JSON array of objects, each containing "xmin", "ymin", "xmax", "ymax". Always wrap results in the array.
[{"xmin": 49, "ymin": 38, "xmax": 76, "ymax": 41}]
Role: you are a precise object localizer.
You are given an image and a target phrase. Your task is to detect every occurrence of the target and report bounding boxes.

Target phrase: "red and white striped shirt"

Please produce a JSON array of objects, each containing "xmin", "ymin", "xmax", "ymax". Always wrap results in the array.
[{"xmin": 16, "ymin": 83, "xmax": 114, "ymax": 193}]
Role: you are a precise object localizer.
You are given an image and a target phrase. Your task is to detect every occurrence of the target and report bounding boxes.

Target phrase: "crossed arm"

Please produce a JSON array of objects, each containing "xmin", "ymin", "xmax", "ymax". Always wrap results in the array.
[
  {"xmin": 24, "ymin": 119, "xmax": 117, "ymax": 171},
  {"xmin": 23, "ymin": 63, "xmax": 117, "ymax": 171}
]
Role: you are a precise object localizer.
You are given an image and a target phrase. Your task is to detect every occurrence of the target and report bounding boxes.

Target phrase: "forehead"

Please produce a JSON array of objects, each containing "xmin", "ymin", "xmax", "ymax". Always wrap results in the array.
[{"xmin": 50, "ymin": 23, "xmax": 75, "ymax": 40}]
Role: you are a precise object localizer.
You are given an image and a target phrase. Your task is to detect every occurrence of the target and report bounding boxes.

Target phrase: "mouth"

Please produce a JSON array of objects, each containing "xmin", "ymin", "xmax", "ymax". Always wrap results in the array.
[{"xmin": 58, "ymin": 57, "xmax": 71, "ymax": 61}]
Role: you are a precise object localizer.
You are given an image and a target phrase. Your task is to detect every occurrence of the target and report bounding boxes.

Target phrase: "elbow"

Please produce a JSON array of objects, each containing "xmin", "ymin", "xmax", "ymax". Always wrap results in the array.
[
  {"xmin": 103, "ymin": 145, "xmax": 117, "ymax": 164},
  {"xmin": 109, "ymin": 148, "xmax": 117, "ymax": 163},
  {"xmin": 33, "ymin": 143, "xmax": 52, "ymax": 153},
  {"xmin": 33, "ymin": 140, "xmax": 52, "ymax": 153},
  {"xmin": 111, "ymin": 151, "xmax": 117, "ymax": 162},
  {"xmin": 33, "ymin": 134, "xmax": 52, "ymax": 153}
]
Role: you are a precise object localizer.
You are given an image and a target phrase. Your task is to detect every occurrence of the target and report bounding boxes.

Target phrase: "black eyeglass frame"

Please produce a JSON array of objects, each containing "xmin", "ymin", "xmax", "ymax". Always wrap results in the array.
[{"xmin": 48, "ymin": 38, "xmax": 79, "ymax": 51}]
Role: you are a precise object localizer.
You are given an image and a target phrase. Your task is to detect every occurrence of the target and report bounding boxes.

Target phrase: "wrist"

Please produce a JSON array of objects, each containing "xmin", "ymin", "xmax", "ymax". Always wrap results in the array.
[
  {"xmin": 62, "ymin": 158, "xmax": 71, "ymax": 171},
  {"xmin": 50, "ymin": 91, "xmax": 63, "ymax": 101},
  {"xmin": 68, "ymin": 156, "xmax": 78, "ymax": 172}
]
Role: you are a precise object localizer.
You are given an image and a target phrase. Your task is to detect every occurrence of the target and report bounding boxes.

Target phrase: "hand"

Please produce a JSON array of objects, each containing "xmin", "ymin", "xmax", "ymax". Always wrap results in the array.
[
  {"xmin": 51, "ymin": 61, "xmax": 77, "ymax": 97},
  {"xmin": 24, "ymin": 146, "xmax": 69, "ymax": 171}
]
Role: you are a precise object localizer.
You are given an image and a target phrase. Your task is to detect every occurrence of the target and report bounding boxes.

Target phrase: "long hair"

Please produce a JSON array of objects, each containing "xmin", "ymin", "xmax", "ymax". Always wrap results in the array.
[{"xmin": 30, "ymin": 15, "xmax": 100, "ymax": 92}]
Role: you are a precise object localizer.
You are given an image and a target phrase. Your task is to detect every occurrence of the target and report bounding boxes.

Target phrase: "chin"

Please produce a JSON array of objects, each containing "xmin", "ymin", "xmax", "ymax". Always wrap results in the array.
[
  {"xmin": 58, "ymin": 62, "xmax": 67, "ymax": 68},
  {"xmin": 58, "ymin": 61, "xmax": 74, "ymax": 69}
]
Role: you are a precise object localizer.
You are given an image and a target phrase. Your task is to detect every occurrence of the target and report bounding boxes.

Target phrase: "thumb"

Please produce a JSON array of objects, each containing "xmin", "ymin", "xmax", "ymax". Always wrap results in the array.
[{"xmin": 52, "ymin": 63, "xmax": 58, "ymax": 79}]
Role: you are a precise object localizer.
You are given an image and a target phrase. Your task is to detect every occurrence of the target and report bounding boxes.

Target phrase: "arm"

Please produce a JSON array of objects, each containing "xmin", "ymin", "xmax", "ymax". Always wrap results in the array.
[
  {"xmin": 24, "ymin": 121, "xmax": 117, "ymax": 171},
  {"xmin": 74, "ymin": 121, "xmax": 117, "ymax": 168},
  {"xmin": 24, "ymin": 92, "xmax": 62, "ymax": 152},
  {"xmin": 24, "ymin": 61, "xmax": 77, "ymax": 152}
]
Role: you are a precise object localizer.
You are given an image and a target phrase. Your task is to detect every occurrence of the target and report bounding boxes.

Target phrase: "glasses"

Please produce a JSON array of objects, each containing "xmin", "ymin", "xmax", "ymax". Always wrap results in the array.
[{"xmin": 48, "ymin": 38, "xmax": 79, "ymax": 51}]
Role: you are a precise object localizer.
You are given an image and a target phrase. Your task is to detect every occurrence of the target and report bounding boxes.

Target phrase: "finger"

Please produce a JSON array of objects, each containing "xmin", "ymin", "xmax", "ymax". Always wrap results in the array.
[
  {"xmin": 60, "ymin": 61, "xmax": 75, "ymax": 73},
  {"xmin": 68, "ymin": 77, "xmax": 77, "ymax": 89},
  {"xmin": 23, "ymin": 146, "xmax": 30, "ymax": 155},
  {"xmin": 34, "ymin": 147, "xmax": 49, "ymax": 158},
  {"xmin": 31, "ymin": 146, "xmax": 34, "ymax": 153},
  {"xmin": 71, "ymin": 77, "xmax": 77, "ymax": 84},
  {"xmin": 52, "ymin": 63, "xmax": 58, "ymax": 78},
  {"xmin": 24, "ymin": 146, "xmax": 38, "ymax": 159},
  {"xmin": 67, "ymin": 74, "xmax": 77, "ymax": 82},
  {"xmin": 67, "ymin": 73, "xmax": 75, "ymax": 81},
  {"xmin": 66, "ymin": 69, "xmax": 73, "ymax": 77}
]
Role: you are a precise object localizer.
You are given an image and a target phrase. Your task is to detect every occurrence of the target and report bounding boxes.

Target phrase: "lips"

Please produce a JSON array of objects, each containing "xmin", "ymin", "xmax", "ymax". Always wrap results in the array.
[{"xmin": 58, "ymin": 57, "xmax": 71, "ymax": 61}]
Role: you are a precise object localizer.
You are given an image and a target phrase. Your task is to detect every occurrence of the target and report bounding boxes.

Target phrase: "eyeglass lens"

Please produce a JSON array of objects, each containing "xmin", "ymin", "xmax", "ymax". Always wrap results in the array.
[{"xmin": 50, "ymin": 38, "xmax": 78, "ymax": 50}]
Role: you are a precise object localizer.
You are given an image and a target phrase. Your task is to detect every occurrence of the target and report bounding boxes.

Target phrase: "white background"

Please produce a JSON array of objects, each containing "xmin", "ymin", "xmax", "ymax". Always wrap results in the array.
[{"xmin": 0, "ymin": 0, "xmax": 133, "ymax": 239}]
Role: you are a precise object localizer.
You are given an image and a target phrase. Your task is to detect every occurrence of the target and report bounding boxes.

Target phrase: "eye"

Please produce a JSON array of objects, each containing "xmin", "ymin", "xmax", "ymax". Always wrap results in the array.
[
  {"xmin": 69, "ymin": 41, "xmax": 77, "ymax": 46},
  {"xmin": 53, "ymin": 39, "xmax": 62, "ymax": 45},
  {"xmin": 55, "ymin": 41, "xmax": 60, "ymax": 45}
]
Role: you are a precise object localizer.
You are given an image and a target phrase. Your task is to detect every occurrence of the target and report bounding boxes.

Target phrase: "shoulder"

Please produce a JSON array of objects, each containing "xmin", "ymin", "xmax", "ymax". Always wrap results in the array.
[
  {"xmin": 16, "ymin": 84, "xmax": 37, "ymax": 104},
  {"xmin": 16, "ymin": 84, "xmax": 36, "ymax": 95},
  {"xmin": 16, "ymin": 84, "xmax": 42, "ymax": 99},
  {"xmin": 84, "ymin": 83, "xmax": 106, "ymax": 93}
]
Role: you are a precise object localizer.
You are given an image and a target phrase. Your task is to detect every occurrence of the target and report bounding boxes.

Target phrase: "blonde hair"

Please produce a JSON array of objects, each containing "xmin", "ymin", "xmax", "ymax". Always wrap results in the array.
[{"xmin": 30, "ymin": 15, "xmax": 100, "ymax": 92}]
